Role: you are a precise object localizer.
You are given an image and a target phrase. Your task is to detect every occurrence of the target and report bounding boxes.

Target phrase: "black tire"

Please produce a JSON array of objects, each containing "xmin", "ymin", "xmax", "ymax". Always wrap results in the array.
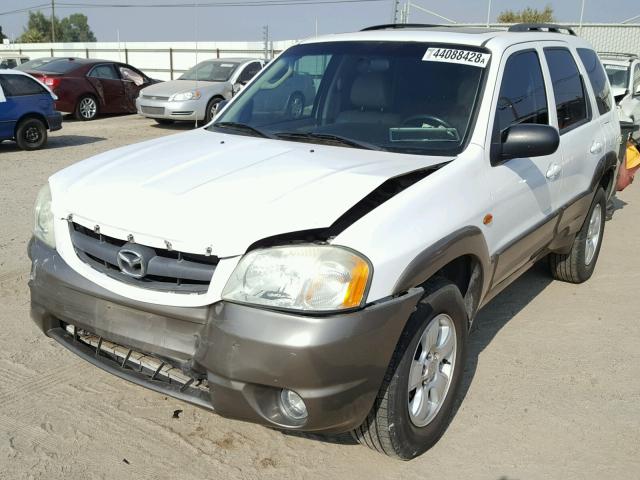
[
  {"xmin": 352, "ymin": 277, "xmax": 468, "ymax": 459},
  {"xmin": 154, "ymin": 118, "xmax": 175, "ymax": 125},
  {"xmin": 205, "ymin": 97, "xmax": 223, "ymax": 123},
  {"xmin": 15, "ymin": 117, "xmax": 47, "ymax": 150},
  {"xmin": 74, "ymin": 95, "xmax": 98, "ymax": 121},
  {"xmin": 286, "ymin": 92, "xmax": 305, "ymax": 119},
  {"xmin": 548, "ymin": 187, "xmax": 606, "ymax": 283}
]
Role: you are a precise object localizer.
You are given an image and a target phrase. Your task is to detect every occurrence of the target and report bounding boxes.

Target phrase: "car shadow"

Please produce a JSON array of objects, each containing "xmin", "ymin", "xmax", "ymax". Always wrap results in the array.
[
  {"xmin": 606, "ymin": 195, "xmax": 628, "ymax": 220},
  {"xmin": 453, "ymin": 262, "xmax": 553, "ymax": 416},
  {"xmin": 150, "ymin": 121, "xmax": 199, "ymax": 131},
  {"xmin": 0, "ymin": 135, "xmax": 106, "ymax": 152}
]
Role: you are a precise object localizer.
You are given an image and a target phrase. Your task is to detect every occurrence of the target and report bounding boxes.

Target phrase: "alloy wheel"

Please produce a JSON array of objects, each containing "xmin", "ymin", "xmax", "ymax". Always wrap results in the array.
[{"xmin": 407, "ymin": 313, "xmax": 457, "ymax": 427}]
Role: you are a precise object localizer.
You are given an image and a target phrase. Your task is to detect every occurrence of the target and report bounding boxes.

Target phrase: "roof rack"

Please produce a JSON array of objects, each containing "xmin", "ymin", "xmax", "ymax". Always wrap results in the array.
[
  {"xmin": 597, "ymin": 51, "xmax": 638, "ymax": 60},
  {"xmin": 508, "ymin": 23, "xmax": 576, "ymax": 35},
  {"xmin": 360, "ymin": 23, "xmax": 447, "ymax": 31}
]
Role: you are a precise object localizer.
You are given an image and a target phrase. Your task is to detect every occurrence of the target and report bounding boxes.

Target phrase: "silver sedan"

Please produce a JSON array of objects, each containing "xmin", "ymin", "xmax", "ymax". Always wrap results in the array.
[{"xmin": 136, "ymin": 58, "xmax": 264, "ymax": 124}]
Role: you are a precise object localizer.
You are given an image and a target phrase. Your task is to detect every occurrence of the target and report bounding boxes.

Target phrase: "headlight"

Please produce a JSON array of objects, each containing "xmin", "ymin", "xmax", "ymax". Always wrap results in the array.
[
  {"xmin": 170, "ymin": 90, "xmax": 201, "ymax": 101},
  {"xmin": 222, "ymin": 245, "xmax": 371, "ymax": 312},
  {"xmin": 34, "ymin": 184, "xmax": 55, "ymax": 248}
]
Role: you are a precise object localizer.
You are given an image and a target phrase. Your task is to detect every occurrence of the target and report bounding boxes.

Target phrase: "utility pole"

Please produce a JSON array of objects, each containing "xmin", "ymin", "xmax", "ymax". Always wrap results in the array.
[
  {"xmin": 263, "ymin": 25, "xmax": 269, "ymax": 61},
  {"xmin": 486, "ymin": 0, "xmax": 492, "ymax": 27},
  {"xmin": 579, "ymin": 0, "xmax": 586, "ymax": 33},
  {"xmin": 51, "ymin": 0, "xmax": 56, "ymax": 43},
  {"xmin": 392, "ymin": 0, "xmax": 401, "ymax": 24}
]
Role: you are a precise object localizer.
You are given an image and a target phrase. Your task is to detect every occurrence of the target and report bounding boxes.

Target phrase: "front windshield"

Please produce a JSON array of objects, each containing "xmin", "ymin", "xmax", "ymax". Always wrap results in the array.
[
  {"xmin": 604, "ymin": 63, "xmax": 629, "ymax": 90},
  {"xmin": 180, "ymin": 60, "xmax": 239, "ymax": 82},
  {"xmin": 211, "ymin": 41, "xmax": 487, "ymax": 155}
]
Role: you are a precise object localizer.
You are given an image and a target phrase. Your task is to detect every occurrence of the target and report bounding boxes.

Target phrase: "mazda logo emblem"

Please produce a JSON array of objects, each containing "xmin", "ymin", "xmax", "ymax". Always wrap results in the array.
[{"xmin": 117, "ymin": 249, "xmax": 146, "ymax": 278}]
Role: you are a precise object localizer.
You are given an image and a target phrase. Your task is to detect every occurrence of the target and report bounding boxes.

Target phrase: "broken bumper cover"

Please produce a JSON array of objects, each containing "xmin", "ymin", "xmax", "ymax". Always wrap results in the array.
[{"xmin": 28, "ymin": 238, "xmax": 422, "ymax": 433}]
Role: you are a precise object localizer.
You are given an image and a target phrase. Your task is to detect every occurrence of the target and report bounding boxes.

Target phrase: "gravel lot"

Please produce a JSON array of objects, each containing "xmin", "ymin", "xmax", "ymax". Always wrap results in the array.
[{"xmin": 1, "ymin": 114, "xmax": 639, "ymax": 480}]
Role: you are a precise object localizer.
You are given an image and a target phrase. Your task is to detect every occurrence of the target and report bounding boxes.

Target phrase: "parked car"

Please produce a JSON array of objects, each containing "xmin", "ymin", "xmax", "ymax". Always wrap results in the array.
[
  {"xmin": 20, "ymin": 57, "xmax": 159, "ymax": 120},
  {"xmin": 29, "ymin": 24, "xmax": 620, "ymax": 459},
  {"xmin": 0, "ymin": 53, "xmax": 30, "ymax": 69},
  {"xmin": 600, "ymin": 52, "xmax": 640, "ymax": 139},
  {"xmin": 0, "ymin": 69, "xmax": 61, "ymax": 150},
  {"xmin": 136, "ymin": 58, "xmax": 263, "ymax": 124}
]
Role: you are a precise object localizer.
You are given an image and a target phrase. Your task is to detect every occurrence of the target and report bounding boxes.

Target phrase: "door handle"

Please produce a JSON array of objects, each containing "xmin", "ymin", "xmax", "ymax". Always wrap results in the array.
[
  {"xmin": 546, "ymin": 163, "xmax": 562, "ymax": 180},
  {"xmin": 590, "ymin": 141, "xmax": 603, "ymax": 155}
]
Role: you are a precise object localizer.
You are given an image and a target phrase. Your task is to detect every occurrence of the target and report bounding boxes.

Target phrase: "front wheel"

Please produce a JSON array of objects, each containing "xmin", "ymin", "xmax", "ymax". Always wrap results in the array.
[
  {"xmin": 205, "ymin": 97, "xmax": 223, "ymax": 123},
  {"xmin": 16, "ymin": 118, "xmax": 47, "ymax": 150},
  {"xmin": 352, "ymin": 277, "xmax": 468, "ymax": 459},
  {"xmin": 548, "ymin": 187, "xmax": 606, "ymax": 283}
]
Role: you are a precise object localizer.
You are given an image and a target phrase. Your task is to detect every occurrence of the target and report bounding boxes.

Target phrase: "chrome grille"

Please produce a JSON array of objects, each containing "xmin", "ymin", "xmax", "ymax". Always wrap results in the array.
[
  {"xmin": 70, "ymin": 222, "xmax": 217, "ymax": 293},
  {"xmin": 142, "ymin": 95, "xmax": 169, "ymax": 101},
  {"xmin": 141, "ymin": 105, "xmax": 165, "ymax": 114}
]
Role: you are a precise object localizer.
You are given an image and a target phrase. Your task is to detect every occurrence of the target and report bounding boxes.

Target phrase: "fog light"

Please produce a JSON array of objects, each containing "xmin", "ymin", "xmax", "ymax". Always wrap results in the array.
[{"xmin": 279, "ymin": 389, "xmax": 308, "ymax": 421}]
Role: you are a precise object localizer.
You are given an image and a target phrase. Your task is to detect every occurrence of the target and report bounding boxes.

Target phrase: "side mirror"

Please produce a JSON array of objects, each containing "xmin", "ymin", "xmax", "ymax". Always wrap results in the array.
[
  {"xmin": 493, "ymin": 124, "xmax": 560, "ymax": 164},
  {"xmin": 232, "ymin": 82, "xmax": 244, "ymax": 95}
]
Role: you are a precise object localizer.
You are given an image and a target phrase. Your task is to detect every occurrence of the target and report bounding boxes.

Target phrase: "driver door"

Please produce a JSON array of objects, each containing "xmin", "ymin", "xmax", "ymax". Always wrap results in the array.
[{"xmin": 484, "ymin": 44, "xmax": 564, "ymax": 287}]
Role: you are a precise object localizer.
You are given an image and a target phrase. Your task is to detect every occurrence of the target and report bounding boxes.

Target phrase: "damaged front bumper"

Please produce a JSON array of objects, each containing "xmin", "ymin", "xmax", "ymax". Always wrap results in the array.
[{"xmin": 28, "ymin": 237, "xmax": 422, "ymax": 433}]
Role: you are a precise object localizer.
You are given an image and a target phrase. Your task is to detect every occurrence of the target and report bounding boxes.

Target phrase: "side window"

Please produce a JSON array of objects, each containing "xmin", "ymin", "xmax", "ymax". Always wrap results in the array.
[
  {"xmin": 495, "ymin": 50, "xmax": 549, "ymax": 136},
  {"xmin": 119, "ymin": 66, "xmax": 145, "ymax": 86},
  {"xmin": 88, "ymin": 64, "xmax": 119, "ymax": 80},
  {"xmin": 633, "ymin": 64, "xmax": 640, "ymax": 94},
  {"xmin": 577, "ymin": 48, "xmax": 611, "ymax": 115},
  {"xmin": 0, "ymin": 74, "xmax": 46, "ymax": 96},
  {"xmin": 238, "ymin": 62, "xmax": 262, "ymax": 83},
  {"xmin": 544, "ymin": 48, "xmax": 588, "ymax": 132}
]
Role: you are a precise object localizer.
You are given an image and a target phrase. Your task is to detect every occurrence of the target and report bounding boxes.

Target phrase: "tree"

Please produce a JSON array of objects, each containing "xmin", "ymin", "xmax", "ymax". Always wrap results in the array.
[
  {"xmin": 497, "ymin": 5, "xmax": 555, "ymax": 23},
  {"xmin": 0, "ymin": 25, "xmax": 6, "ymax": 41},
  {"xmin": 59, "ymin": 14, "xmax": 96, "ymax": 42},
  {"xmin": 18, "ymin": 11, "xmax": 96, "ymax": 43}
]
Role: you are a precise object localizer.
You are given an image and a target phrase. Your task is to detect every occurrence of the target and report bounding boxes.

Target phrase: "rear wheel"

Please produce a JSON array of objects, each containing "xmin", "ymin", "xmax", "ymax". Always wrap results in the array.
[
  {"xmin": 75, "ymin": 95, "xmax": 98, "ymax": 120},
  {"xmin": 548, "ymin": 187, "xmax": 606, "ymax": 283},
  {"xmin": 15, "ymin": 118, "xmax": 47, "ymax": 150},
  {"xmin": 352, "ymin": 277, "xmax": 468, "ymax": 459}
]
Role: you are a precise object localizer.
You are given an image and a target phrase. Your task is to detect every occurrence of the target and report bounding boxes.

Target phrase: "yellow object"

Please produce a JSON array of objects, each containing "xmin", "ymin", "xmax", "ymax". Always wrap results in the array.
[
  {"xmin": 627, "ymin": 142, "xmax": 640, "ymax": 169},
  {"xmin": 342, "ymin": 260, "xmax": 370, "ymax": 308}
]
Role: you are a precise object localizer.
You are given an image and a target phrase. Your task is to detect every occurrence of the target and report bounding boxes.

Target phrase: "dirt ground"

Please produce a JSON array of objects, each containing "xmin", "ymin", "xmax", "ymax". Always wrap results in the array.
[{"xmin": 0, "ymin": 115, "xmax": 638, "ymax": 480}]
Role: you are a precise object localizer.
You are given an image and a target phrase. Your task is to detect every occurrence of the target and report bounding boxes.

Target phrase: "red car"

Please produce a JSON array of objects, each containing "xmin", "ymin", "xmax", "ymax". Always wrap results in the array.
[{"xmin": 18, "ymin": 57, "xmax": 159, "ymax": 120}]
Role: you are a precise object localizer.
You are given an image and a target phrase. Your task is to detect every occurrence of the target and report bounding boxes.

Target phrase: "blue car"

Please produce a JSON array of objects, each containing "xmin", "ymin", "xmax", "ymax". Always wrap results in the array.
[{"xmin": 0, "ymin": 69, "xmax": 62, "ymax": 150}]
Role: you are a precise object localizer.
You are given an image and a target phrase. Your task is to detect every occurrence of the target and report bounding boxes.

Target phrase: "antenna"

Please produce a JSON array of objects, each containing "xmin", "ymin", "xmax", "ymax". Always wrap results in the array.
[{"xmin": 194, "ymin": 0, "xmax": 199, "ymax": 128}]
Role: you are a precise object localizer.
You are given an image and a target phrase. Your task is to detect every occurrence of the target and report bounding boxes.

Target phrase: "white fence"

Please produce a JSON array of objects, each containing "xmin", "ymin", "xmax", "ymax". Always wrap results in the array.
[
  {"xmin": 1, "ymin": 23, "xmax": 638, "ymax": 80},
  {"xmin": 1, "ymin": 40, "xmax": 297, "ymax": 80}
]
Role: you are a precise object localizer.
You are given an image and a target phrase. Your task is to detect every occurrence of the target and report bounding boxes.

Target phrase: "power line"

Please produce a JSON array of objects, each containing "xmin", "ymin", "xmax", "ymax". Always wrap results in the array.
[{"xmin": 0, "ymin": 0, "xmax": 388, "ymax": 15}]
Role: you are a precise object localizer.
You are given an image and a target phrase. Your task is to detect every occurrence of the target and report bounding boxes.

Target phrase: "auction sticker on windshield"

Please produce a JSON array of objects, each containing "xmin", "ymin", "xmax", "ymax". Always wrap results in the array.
[{"xmin": 423, "ymin": 48, "xmax": 490, "ymax": 67}]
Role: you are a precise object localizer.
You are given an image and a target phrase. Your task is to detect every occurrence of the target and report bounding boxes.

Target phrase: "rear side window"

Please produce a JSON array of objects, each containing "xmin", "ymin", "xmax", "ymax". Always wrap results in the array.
[
  {"xmin": 577, "ymin": 48, "xmax": 611, "ymax": 115},
  {"xmin": 544, "ymin": 48, "xmax": 588, "ymax": 132},
  {"xmin": 89, "ymin": 64, "xmax": 119, "ymax": 80},
  {"xmin": 495, "ymin": 50, "xmax": 549, "ymax": 135},
  {"xmin": 0, "ymin": 74, "xmax": 47, "ymax": 96}
]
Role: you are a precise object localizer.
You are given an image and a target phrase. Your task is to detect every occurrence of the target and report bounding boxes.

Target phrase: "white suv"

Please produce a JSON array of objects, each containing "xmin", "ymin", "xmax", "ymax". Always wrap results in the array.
[{"xmin": 29, "ymin": 24, "xmax": 620, "ymax": 459}]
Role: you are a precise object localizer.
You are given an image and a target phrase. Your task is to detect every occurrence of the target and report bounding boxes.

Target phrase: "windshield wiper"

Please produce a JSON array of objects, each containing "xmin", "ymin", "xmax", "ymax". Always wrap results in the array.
[
  {"xmin": 275, "ymin": 132, "xmax": 383, "ymax": 151},
  {"xmin": 211, "ymin": 122, "xmax": 273, "ymax": 139}
]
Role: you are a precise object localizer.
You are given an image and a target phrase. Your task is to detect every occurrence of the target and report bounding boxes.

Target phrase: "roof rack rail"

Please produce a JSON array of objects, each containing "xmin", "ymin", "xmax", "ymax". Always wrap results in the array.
[
  {"xmin": 360, "ymin": 23, "xmax": 446, "ymax": 31},
  {"xmin": 508, "ymin": 23, "xmax": 576, "ymax": 35},
  {"xmin": 597, "ymin": 51, "xmax": 638, "ymax": 59}
]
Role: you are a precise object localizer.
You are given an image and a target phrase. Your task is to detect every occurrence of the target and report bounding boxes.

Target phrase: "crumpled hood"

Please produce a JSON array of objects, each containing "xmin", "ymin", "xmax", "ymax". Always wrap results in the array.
[
  {"xmin": 141, "ymin": 79, "xmax": 225, "ymax": 96},
  {"xmin": 50, "ymin": 129, "xmax": 450, "ymax": 257}
]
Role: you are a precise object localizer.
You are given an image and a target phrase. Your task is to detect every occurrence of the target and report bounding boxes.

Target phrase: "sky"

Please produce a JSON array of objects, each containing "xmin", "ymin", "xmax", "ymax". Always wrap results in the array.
[{"xmin": 0, "ymin": 0, "xmax": 638, "ymax": 42}]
